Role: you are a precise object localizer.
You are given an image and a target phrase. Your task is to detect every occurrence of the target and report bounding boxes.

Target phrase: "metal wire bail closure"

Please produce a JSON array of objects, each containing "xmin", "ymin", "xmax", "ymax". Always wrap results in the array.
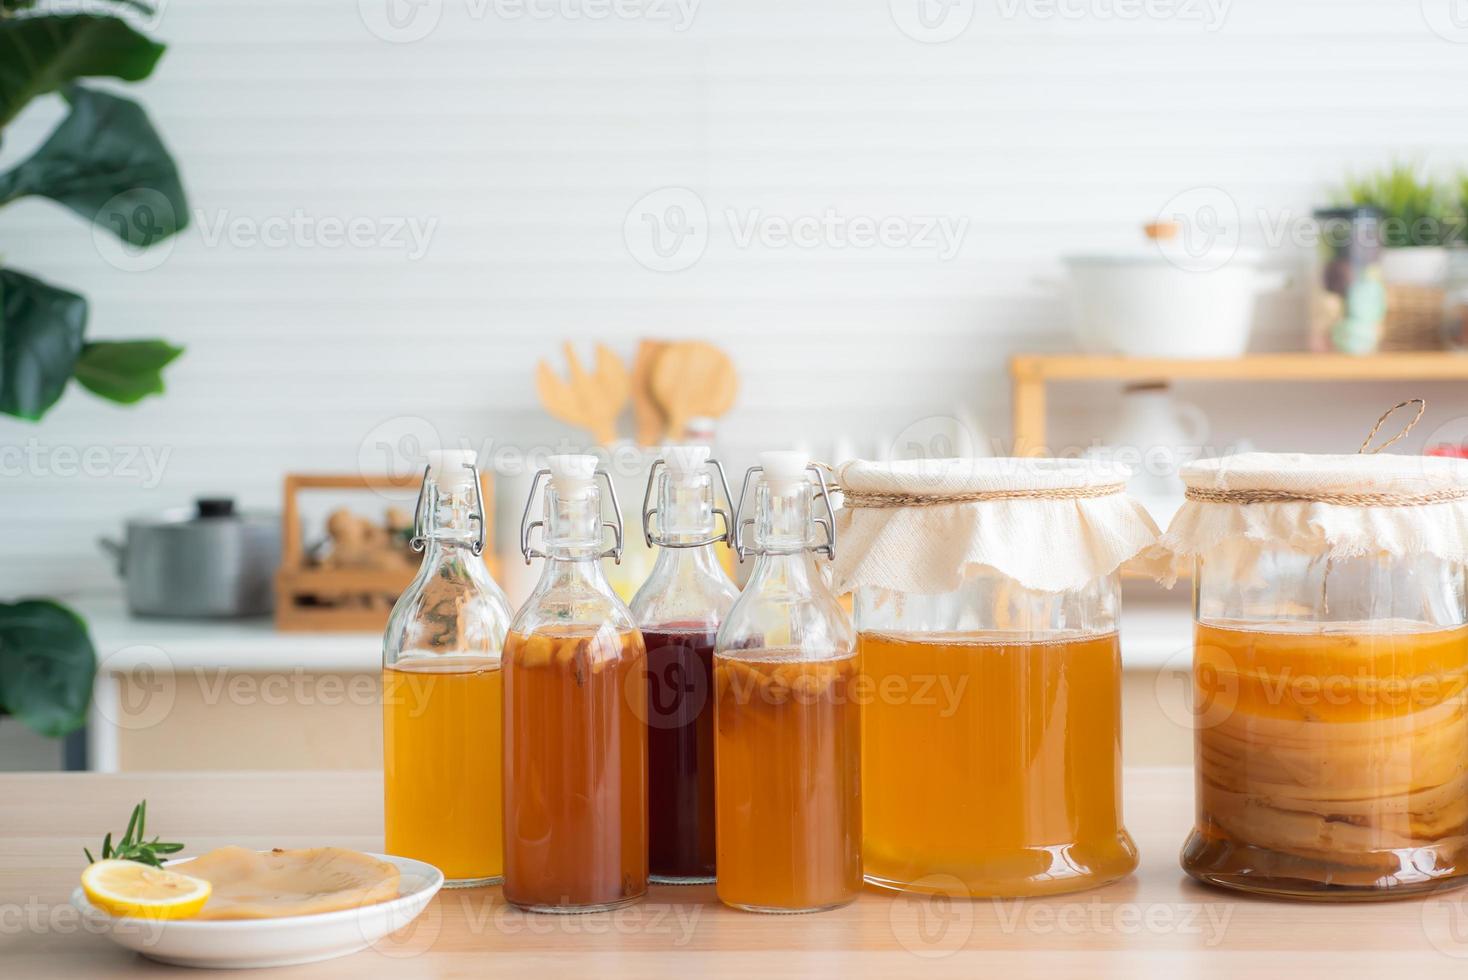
[
  {"xmin": 732, "ymin": 463, "xmax": 837, "ymax": 562},
  {"xmin": 519, "ymin": 466, "xmax": 626, "ymax": 565},
  {"xmin": 410, "ymin": 462, "xmax": 488, "ymax": 556},
  {"xmin": 640, "ymin": 457, "xmax": 737, "ymax": 549}
]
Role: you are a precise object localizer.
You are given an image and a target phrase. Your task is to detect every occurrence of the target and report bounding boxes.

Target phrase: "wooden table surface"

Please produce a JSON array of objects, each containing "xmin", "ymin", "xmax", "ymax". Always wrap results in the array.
[{"xmin": 4, "ymin": 768, "xmax": 1468, "ymax": 978}]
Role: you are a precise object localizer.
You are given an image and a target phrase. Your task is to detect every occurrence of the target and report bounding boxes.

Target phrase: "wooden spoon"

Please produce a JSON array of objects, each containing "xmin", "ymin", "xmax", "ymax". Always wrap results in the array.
[
  {"xmin": 535, "ymin": 342, "xmax": 629, "ymax": 446},
  {"xmin": 650, "ymin": 341, "xmax": 738, "ymax": 440},
  {"xmin": 629, "ymin": 339, "xmax": 669, "ymax": 446}
]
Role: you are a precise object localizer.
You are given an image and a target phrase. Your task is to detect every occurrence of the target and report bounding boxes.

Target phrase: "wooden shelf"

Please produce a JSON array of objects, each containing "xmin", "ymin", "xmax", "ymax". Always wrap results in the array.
[{"xmin": 1010, "ymin": 352, "xmax": 1468, "ymax": 452}]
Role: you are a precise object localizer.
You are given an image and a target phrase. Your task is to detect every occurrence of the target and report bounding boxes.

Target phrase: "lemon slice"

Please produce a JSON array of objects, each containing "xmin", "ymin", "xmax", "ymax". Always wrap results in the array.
[{"xmin": 82, "ymin": 859, "xmax": 211, "ymax": 920}]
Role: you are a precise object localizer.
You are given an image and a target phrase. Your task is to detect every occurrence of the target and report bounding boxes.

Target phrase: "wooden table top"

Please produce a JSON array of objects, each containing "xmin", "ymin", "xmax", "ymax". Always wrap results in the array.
[{"xmin": 3, "ymin": 767, "xmax": 1467, "ymax": 978}]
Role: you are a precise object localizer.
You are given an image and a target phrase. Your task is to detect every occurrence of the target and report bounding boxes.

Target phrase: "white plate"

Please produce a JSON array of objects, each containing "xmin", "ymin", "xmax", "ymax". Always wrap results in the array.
[{"xmin": 70, "ymin": 853, "xmax": 443, "ymax": 969}]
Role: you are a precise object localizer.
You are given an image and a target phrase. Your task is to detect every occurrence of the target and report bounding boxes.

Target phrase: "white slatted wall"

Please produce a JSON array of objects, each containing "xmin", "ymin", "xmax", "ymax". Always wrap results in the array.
[{"xmin": 3, "ymin": 0, "xmax": 1467, "ymax": 594}]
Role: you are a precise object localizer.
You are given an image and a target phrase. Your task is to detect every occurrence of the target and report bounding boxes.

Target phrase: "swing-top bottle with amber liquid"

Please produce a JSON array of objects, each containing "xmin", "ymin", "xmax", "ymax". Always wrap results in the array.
[
  {"xmin": 382, "ymin": 450, "xmax": 511, "ymax": 887},
  {"xmin": 714, "ymin": 452, "xmax": 861, "ymax": 913},
  {"xmin": 503, "ymin": 454, "xmax": 648, "ymax": 912}
]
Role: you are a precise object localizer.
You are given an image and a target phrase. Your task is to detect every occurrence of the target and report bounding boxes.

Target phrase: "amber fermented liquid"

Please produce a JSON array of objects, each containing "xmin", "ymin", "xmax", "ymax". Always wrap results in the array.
[
  {"xmin": 644, "ymin": 626, "xmax": 718, "ymax": 883},
  {"xmin": 383, "ymin": 657, "xmax": 502, "ymax": 884},
  {"xmin": 503, "ymin": 626, "xmax": 648, "ymax": 911},
  {"xmin": 860, "ymin": 630, "xmax": 1136, "ymax": 897},
  {"xmin": 1184, "ymin": 621, "xmax": 1468, "ymax": 898},
  {"xmin": 713, "ymin": 652, "xmax": 861, "ymax": 912}
]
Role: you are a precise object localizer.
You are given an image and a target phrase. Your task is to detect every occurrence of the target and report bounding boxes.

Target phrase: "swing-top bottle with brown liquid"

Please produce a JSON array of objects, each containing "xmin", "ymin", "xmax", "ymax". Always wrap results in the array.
[
  {"xmin": 503, "ymin": 454, "xmax": 648, "ymax": 913},
  {"xmin": 383, "ymin": 450, "xmax": 511, "ymax": 887},
  {"xmin": 714, "ymin": 452, "xmax": 861, "ymax": 913},
  {"xmin": 631, "ymin": 446, "xmax": 740, "ymax": 884}
]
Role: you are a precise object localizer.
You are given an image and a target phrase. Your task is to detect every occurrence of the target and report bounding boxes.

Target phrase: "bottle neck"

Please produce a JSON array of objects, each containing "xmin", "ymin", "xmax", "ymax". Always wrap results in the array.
[
  {"xmin": 425, "ymin": 482, "xmax": 477, "ymax": 550},
  {"xmin": 753, "ymin": 481, "xmax": 813, "ymax": 555},
  {"xmin": 743, "ymin": 479, "xmax": 827, "ymax": 591},
  {"xmin": 650, "ymin": 538, "xmax": 726, "ymax": 578},
  {"xmin": 544, "ymin": 482, "xmax": 605, "ymax": 562},
  {"xmin": 745, "ymin": 547, "xmax": 824, "ymax": 595}
]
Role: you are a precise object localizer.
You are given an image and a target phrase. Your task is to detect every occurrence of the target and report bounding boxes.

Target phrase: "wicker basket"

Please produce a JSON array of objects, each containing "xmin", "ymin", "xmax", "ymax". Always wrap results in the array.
[{"xmin": 1380, "ymin": 283, "xmax": 1445, "ymax": 351}]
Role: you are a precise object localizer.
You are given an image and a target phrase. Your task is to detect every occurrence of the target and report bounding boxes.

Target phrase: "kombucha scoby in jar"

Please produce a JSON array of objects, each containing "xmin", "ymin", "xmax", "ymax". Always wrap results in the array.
[
  {"xmin": 714, "ymin": 651, "xmax": 862, "ymax": 913},
  {"xmin": 860, "ymin": 629, "xmax": 1136, "ymax": 897},
  {"xmin": 1183, "ymin": 620, "xmax": 1468, "ymax": 897}
]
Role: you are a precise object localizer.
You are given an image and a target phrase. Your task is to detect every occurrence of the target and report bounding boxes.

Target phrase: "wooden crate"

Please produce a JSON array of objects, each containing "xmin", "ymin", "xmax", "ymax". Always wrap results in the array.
[{"xmin": 274, "ymin": 472, "xmax": 497, "ymax": 632}]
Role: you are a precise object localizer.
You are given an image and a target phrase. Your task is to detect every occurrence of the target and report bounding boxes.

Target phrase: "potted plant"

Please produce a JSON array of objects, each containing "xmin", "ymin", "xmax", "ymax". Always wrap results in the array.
[
  {"xmin": 1336, "ymin": 162, "xmax": 1454, "ymax": 285},
  {"xmin": 0, "ymin": 0, "xmax": 186, "ymax": 748}
]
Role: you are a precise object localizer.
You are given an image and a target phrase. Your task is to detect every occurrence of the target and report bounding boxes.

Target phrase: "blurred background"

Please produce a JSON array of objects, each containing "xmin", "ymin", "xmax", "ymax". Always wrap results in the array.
[{"xmin": 4, "ymin": 0, "xmax": 1468, "ymax": 771}]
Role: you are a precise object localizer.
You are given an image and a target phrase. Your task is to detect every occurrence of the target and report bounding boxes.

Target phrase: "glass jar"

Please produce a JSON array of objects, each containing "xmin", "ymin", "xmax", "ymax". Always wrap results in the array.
[
  {"xmin": 1182, "ymin": 549, "xmax": 1468, "ymax": 898},
  {"xmin": 833, "ymin": 457, "xmax": 1158, "ymax": 898},
  {"xmin": 713, "ymin": 452, "xmax": 861, "ymax": 913},
  {"xmin": 503, "ymin": 454, "xmax": 648, "ymax": 913},
  {"xmin": 631, "ymin": 447, "xmax": 740, "ymax": 884},
  {"xmin": 854, "ymin": 571, "xmax": 1136, "ymax": 896},
  {"xmin": 1310, "ymin": 206, "xmax": 1386, "ymax": 354},
  {"xmin": 383, "ymin": 450, "xmax": 512, "ymax": 887}
]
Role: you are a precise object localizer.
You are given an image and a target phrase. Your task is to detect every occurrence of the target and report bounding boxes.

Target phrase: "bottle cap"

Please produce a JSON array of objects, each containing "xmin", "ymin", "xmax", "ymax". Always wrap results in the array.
[
  {"xmin": 663, "ymin": 445, "xmax": 711, "ymax": 486},
  {"xmin": 760, "ymin": 451, "xmax": 810, "ymax": 493},
  {"xmin": 427, "ymin": 450, "xmax": 477, "ymax": 491},
  {"xmin": 547, "ymin": 454, "xmax": 598, "ymax": 498}
]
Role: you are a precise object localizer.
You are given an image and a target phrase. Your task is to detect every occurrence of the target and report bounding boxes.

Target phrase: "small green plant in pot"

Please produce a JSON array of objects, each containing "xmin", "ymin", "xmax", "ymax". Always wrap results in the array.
[
  {"xmin": 0, "ymin": 0, "xmax": 186, "ymax": 743},
  {"xmin": 1335, "ymin": 162, "xmax": 1454, "ymax": 286}
]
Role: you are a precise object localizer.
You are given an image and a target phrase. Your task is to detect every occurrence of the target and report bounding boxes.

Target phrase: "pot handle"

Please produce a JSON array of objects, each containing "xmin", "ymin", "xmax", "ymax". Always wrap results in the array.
[{"xmin": 98, "ymin": 537, "xmax": 126, "ymax": 575}]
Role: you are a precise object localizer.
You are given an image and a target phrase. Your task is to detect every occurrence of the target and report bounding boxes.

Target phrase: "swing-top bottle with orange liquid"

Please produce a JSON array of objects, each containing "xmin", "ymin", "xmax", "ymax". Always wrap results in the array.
[
  {"xmin": 714, "ymin": 452, "xmax": 860, "ymax": 913},
  {"xmin": 383, "ymin": 450, "xmax": 512, "ymax": 887},
  {"xmin": 503, "ymin": 454, "xmax": 648, "ymax": 913}
]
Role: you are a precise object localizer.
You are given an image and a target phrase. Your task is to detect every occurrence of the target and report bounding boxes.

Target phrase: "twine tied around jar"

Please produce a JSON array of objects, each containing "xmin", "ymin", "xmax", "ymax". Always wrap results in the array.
[
  {"xmin": 1183, "ymin": 398, "xmax": 1468, "ymax": 506},
  {"xmin": 837, "ymin": 480, "xmax": 1129, "ymax": 509}
]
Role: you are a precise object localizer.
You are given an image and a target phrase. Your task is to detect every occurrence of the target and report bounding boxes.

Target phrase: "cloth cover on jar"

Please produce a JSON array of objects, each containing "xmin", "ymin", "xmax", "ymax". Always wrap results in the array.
[
  {"xmin": 1155, "ymin": 452, "xmax": 1468, "ymax": 586},
  {"xmin": 831, "ymin": 457, "xmax": 1165, "ymax": 595}
]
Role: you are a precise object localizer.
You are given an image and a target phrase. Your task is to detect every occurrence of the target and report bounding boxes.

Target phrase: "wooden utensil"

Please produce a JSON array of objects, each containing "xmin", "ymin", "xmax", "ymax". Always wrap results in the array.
[
  {"xmin": 535, "ymin": 342, "xmax": 630, "ymax": 447},
  {"xmin": 650, "ymin": 341, "xmax": 738, "ymax": 440},
  {"xmin": 630, "ymin": 339, "xmax": 669, "ymax": 446}
]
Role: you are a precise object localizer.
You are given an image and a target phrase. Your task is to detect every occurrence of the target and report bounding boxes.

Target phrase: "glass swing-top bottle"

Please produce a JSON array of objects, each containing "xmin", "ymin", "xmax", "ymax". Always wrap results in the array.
[
  {"xmin": 382, "ymin": 450, "xmax": 512, "ymax": 887},
  {"xmin": 714, "ymin": 452, "xmax": 861, "ymax": 913},
  {"xmin": 631, "ymin": 446, "xmax": 740, "ymax": 884},
  {"xmin": 503, "ymin": 454, "xmax": 648, "ymax": 913}
]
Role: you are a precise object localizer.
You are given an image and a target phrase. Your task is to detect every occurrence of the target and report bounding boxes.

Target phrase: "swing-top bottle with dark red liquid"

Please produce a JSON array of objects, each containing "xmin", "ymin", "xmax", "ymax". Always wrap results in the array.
[{"xmin": 630, "ymin": 446, "xmax": 740, "ymax": 884}]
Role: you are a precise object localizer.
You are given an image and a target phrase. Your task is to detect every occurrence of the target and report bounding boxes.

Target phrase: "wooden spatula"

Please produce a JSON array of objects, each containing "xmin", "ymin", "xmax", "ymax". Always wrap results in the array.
[
  {"xmin": 650, "ymin": 341, "xmax": 738, "ymax": 440},
  {"xmin": 630, "ymin": 340, "xmax": 669, "ymax": 446},
  {"xmin": 535, "ymin": 342, "xmax": 630, "ymax": 446}
]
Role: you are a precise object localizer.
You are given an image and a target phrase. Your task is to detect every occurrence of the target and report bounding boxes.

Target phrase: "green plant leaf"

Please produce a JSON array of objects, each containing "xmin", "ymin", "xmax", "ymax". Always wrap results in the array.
[
  {"xmin": 1334, "ymin": 161, "xmax": 1455, "ymax": 248},
  {"xmin": 0, "ymin": 84, "xmax": 188, "ymax": 246},
  {"xmin": 74, "ymin": 338, "xmax": 182, "ymax": 404},
  {"xmin": 0, "ymin": 14, "xmax": 163, "ymax": 127},
  {"xmin": 0, "ymin": 267, "xmax": 87, "ymax": 420},
  {"xmin": 0, "ymin": 600, "xmax": 96, "ymax": 738}
]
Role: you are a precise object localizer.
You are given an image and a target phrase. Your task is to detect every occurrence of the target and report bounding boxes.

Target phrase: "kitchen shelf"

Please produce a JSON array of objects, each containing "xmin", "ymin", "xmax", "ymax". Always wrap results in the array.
[{"xmin": 1010, "ymin": 352, "xmax": 1468, "ymax": 451}]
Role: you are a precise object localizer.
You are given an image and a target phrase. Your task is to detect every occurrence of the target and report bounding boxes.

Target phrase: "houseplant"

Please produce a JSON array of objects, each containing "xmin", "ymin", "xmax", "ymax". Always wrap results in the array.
[
  {"xmin": 1336, "ymin": 162, "xmax": 1454, "ymax": 284},
  {"xmin": 0, "ymin": 0, "xmax": 186, "ymax": 740}
]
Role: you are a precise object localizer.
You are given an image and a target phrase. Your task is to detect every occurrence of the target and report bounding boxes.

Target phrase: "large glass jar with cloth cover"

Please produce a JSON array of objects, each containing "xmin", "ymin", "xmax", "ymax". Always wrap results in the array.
[
  {"xmin": 1159, "ymin": 440, "xmax": 1468, "ymax": 900},
  {"xmin": 832, "ymin": 457, "xmax": 1163, "ymax": 897}
]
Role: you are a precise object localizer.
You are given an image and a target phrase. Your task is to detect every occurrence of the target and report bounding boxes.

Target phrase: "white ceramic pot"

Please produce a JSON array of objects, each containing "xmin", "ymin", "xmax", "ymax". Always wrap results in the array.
[
  {"xmin": 1060, "ymin": 250, "xmax": 1290, "ymax": 358},
  {"xmin": 1380, "ymin": 245, "xmax": 1449, "ymax": 287}
]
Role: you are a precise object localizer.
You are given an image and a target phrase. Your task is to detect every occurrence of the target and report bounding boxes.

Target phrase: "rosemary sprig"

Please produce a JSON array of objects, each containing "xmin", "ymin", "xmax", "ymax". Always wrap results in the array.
[{"xmin": 83, "ymin": 800, "xmax": 185, "ymax": 868}]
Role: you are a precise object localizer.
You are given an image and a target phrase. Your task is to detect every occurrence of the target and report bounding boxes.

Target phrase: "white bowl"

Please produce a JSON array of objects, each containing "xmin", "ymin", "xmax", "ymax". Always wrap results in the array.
[{"xmin": 70, "ymin": 853, "xmax": 443, "ymax": 969}]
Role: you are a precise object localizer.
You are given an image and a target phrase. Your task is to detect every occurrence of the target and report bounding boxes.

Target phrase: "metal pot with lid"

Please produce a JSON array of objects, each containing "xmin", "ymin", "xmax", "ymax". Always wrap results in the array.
[{"xmin": 100, "ymin": 498, "xmax": 281, "ymax": 618}]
